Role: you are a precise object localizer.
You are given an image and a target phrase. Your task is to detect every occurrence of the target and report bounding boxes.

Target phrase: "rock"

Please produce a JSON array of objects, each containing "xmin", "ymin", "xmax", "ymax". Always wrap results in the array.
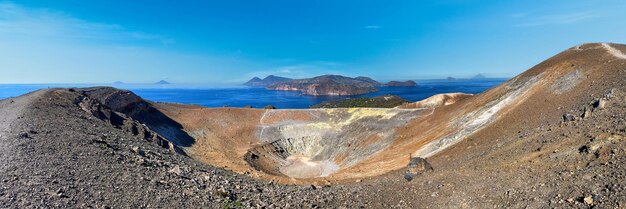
[
  {"xmin": 169, "ymin": 165, "xmax": 183, "ymax": 176},
  {"xmin": 583, "ymin": 195, "xmax": 593, "ymax": 205},
  {"xmin": 594, "ymin": 99, "xmax": 607, "ymax": 109},
  {"xmin": 138, "ymin": 149, "xmax": 146, "ymax": 157},
  {"xmin": 406, "ymin": 157, "xmax": 433, "ymax": 175},
  {"xmin": 263, "ymin": 105, "xmax": 276, "ymax": 109},
  {"xmin": 244, "ymin": 106, "xmax": 253, "ymax": 108},
  {"xmin": 606, "ymin": 88, "xmax": 617, "ymax": 98},
  {"xmin": 562, "ymin": 113, "xmax": 577, "ymax": 122},
  {"xmin": 581, "ymin": 107, "xmax": 592, "ymax": 118},
  {"xmin": 404, "ymin": 157, "xmax": 433, "ymax": 181},
  {"xmin": 403, "ymin": 172, "xmax": 414, "ymax": 182},
  {"xmin": 18, "ymin": 132, "xmax": 30, "ymax": 139}
]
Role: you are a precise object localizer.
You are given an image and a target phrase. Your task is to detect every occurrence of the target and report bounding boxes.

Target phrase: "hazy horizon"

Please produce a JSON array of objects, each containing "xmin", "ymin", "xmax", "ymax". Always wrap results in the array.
[
  {"xmin": 1, "ymin": 1, "xmax": 625, "ymax": 85},
  {"xmin": 0, "ymin": 74, "xmax": 508, "ymax": 86}
]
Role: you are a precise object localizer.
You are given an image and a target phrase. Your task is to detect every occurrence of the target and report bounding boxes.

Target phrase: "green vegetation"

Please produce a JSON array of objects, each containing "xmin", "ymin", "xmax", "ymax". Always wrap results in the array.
[{"xmin": 311, "ymin": 95, "xmax": 410, "ymax": 108}]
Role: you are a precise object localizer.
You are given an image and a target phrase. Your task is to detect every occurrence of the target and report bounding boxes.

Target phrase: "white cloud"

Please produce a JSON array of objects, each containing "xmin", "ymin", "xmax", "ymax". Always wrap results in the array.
[
  {"xmin": 0, "ymin": 2, "xmax": 172, "ymax": 44},
  {"xmin": 364, "ymin": 25, "xmax": 381, "ymax": 29},
  {"xmin": 514, "ymin": 11, "xmax": 600, "ymax": 27},
  {"xmin": 0, "ymin": 2, "xmax": 262, "ymax": 85}
]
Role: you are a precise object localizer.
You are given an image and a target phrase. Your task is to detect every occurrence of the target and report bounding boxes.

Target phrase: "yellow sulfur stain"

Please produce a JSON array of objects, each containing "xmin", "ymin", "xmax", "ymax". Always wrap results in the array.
[{"xmin": 276, "ymin": 108, "xmax": 402, "ymax": 132}]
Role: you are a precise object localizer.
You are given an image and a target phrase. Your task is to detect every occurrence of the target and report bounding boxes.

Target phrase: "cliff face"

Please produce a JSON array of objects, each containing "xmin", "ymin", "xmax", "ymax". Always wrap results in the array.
[
  {"xmin": 268, "ymin": 75, "xmax": 381, "ymax": 96},
  {"xmin": 385, "ymin": 80, "xmax": 417, "ymax": 87}
]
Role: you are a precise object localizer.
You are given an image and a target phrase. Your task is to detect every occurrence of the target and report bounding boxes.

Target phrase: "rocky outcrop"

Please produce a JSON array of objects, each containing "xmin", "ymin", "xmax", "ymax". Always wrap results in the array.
[
  {"xmin": 268, "ymin": 75, "xmax": 381, "ymax": 96},
  {"xmin": 77, "ymin": 92, "xmax": 185, "ymax": 154},
  {"xmin": 403, "ymin": 157, "xmax": 433, "ymax": 181},
  {"xmin": 79, "ymin": 87, "xmax": 195, "ymax": 147},
  {"xmin": 385, "ymin": 80, "xmax": 416, "ymax": 87},
  {"xmin": 243, "ymin": 75, "xmax": 292, "ymax": 87},
  {"xmin": 76, "ymin": 87, "xmax": 143, "ymax": 112}
]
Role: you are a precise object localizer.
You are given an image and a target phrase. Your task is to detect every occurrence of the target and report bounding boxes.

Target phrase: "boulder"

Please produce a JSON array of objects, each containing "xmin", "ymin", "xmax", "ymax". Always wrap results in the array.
[
  {"xmin": 594, "ymin": 99, "xmax": 607, "ymax": 110},
  {"xmin": 581, "ymin": 107, "xmax": 592, "ymax": 119},
  {"xmin": 404, "ymin": 157, "xmax": 433, "ymax": 181},
  {"xmin": 563, "ymin": 113, "xmax": 577, "ymax": 122}
]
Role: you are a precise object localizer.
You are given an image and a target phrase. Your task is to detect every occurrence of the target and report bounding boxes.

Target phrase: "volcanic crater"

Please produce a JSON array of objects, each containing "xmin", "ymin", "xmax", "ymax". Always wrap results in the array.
[
  {"xmin": 69, "ymin": 43, "xmax": 626, "ymax": 185},
  {"xmin": 4, "ymin": 43, "xmax": 626, "ymax": 207},
  {"xmin": 146, "ymin": 43, "xmax": 626, "ymax": 184}
]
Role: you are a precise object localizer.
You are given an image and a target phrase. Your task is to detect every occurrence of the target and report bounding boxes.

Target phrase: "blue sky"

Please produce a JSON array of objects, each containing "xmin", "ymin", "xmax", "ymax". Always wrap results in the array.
[{"xmin": 1, "ymin": 0, "xmax": 625, "ymax": 85}]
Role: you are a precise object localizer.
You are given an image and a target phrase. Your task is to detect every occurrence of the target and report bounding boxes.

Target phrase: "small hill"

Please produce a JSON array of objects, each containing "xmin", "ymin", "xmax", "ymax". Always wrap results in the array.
[
  {"xmin": 243, "ymin": 77, "xmax": 262, "ymax": 86},
  {"xmin": 311, "ymin": 95, "xmax": 410, "ymax": 108},
  {"xmin": 472, "ymin": 74, "xmax": 487, "ymax": 79},
  {"xmin": 355, "ymin": 76, "xmax": 382, "ymax": 86},
  {"xmin": 267, "ymin": 75, "xmax": 381, "ymax": 96},
  {"xmin": 385, "ymin": 80, "xmax": 416, "ymax": 87},
  {"xmin": 243, "ymin": 75, "xmax": 292, "ymax": 87},
  {"xmin": 154, "ymin": 80, "xmax": 171, "ymax": 85}
]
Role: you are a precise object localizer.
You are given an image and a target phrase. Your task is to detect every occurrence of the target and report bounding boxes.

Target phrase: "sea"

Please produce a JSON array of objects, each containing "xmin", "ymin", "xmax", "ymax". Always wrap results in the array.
[{"xmin": 0, "ymin": 79, "xmax": 507, "ymax": 109}]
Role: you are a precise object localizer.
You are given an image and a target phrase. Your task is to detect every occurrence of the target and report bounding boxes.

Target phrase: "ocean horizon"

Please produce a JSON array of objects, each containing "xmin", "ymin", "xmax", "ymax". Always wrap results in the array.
[{"xmin": 0, "ymin": 78, "xmax": 507, "ymax": 109}]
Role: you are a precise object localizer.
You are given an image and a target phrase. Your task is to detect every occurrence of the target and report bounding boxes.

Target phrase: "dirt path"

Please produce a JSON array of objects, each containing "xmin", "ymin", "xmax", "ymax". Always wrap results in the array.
[
  {"xmin": 0, "ymin": 91, "xmax": 41, "ymax": 173},
  {"xmin": 602, "ymin": 43, "xmax": 626, "ymax": 59}
]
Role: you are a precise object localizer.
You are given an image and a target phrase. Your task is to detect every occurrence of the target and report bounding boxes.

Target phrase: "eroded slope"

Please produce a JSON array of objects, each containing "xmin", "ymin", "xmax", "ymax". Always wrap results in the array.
[{"xmin": 153, "ymin": 43, "xmax": 626, "ymax": 185}]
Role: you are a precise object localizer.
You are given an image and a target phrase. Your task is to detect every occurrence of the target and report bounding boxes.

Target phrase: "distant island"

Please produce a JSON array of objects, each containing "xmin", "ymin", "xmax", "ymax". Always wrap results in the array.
[
  {"xmin": 243, "ymin": 75, "xmax": 292, "ymax": 87},
  {"xmin": 244, "ymin": 75, "xmax": 417, "ymax": 96},
  {"xmin": 385, "ymin": 80, "xmax": 416, "ymax": 87},
  {"xmin": 472, "ymin": 74, "xmax": 487, "ymax": 79},
  {"xmin": 154, "ymin": 80, "xmax": 171, "ymax": 85},
  {"xmin": 113, "ymin": 81, "xmax": 124, "ymax": 84},
  {"xmin": 268, "ymin": 75, "xmax": 380, "ymax": 96},
  {"xmin": 444, "ymin": 74, "xmax": 489, "ymax": 81}
]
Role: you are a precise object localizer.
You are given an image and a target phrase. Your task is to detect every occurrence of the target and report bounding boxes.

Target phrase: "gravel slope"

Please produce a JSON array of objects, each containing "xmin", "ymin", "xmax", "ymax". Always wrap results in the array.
[{"xmin": 0, "ymin": 89, "xmax": 359, "ymax": 208}]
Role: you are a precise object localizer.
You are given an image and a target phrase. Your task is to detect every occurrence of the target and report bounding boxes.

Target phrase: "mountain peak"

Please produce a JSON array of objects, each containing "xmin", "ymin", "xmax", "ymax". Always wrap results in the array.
[
  {"xmin": 472, "ymin": 74, "xmax": 487, "ymax": 79},
  {"xmin": 155, "ymin": 80, "xmax": 171, "ymax": 85},
  {"xmin": 244, "ymin": 75, "xmax": 292, "ymax": 87}
]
